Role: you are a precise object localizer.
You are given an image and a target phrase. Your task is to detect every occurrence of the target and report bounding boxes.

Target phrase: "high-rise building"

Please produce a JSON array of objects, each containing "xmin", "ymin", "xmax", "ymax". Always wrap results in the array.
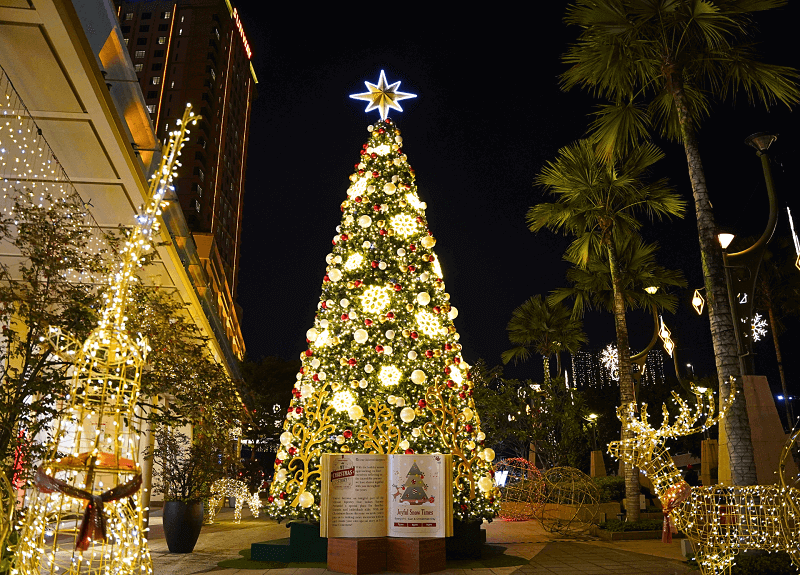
[{"xmin": 114, "ymin": 0, "xmax": 255, "ymax": 356}]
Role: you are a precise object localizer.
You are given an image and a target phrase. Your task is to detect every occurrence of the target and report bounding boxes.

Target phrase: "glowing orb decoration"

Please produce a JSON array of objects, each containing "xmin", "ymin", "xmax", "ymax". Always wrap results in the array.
[
  {"xmin": 358, "ymin": 215, "xmax": 372, "ymax": 228},
  {"xmin": 390, "ymin": 213, "xmax": 418, "ymax": 237},
  {"xmin": 360, "ymin": 285, "xmax": 391, "ymax": 313},
  {"xmin": 298, "ymin": 491, "xmax": 315, "ymax": 508},
  {"xmin": 400, "ymin": 407, "xmax": 416, "ymax": 422},
  {"xmin": 331, "ymin": 390, "xmax": 356, "ymax": 412},
  {"xmin": 344, "ymin": 254, "xmax": 364, "ymax": 270},
  {"xmin": 421, "ymin": 236, "xmax": 436, "ymax": 249},
  {"xmin": 478, "ymin": 476, "xmax": 495, "ymax": 493},
  {"xmin": 495, "ymin": 458, "xmax": 545, "ymax": 521},
  {"xmin": 410, "ymin": 369, "xmax": 426, "ymax": 385},
  {"xmin": 537, "ymin": 467, "xmax": 599, "ymax": 536},
  {"xmin": 354, "ymin": 329, "xmax": 368, "ymax": 344},
  {"xmin": 379, "ymin": 365, "xmax": 402, "ymax": 386},
  {"xmin": 415, "ymin": 310, "xmax": 441, "ymax": 337},
  {"xmin": 349, "ymin": 69, "xmax": 417, "ymax": 121},
  {"xmin": 348, "ymin": 404, "xmax": 364, "ymax": 419},
  {"xmin": 417, "ymin": 292, "xmax": 431, "ymax": 305}
]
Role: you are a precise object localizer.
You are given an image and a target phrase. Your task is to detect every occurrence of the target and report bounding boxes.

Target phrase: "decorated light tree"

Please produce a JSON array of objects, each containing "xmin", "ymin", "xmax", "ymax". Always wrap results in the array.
[{"xmin": 267, "ymin": 71, "xmax": 500, "ymax": 524}]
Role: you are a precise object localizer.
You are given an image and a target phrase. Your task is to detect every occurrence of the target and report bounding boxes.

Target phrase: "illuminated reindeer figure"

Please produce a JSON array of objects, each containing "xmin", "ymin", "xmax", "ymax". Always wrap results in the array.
[
  {"xmin": 609, "ymin": 379, "xmax": 800, "ymax": 575},
  {"xmin": 15, "ymin": 105, "xmax": 200, "ymax": 575}
]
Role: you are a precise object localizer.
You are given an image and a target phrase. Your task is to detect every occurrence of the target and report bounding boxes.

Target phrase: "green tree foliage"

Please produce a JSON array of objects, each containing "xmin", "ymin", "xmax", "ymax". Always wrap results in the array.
[
  {"xmin": 560, "ymin": 0, "xmax": 800, "ymax": 486},
  {"xmin": 0, "ymin": 191, "xmax": 103, "ymax": 482},
  {"xmin": 501, "ymin": 295, "xmax": 587, "ymax": 383},
  {"xmin": 529, "ymin": 139, "xmax": 683, "ymax": 519},
  {"xmin": 239, "ymin": 356, "xmax": 301, "ymax": 456}
]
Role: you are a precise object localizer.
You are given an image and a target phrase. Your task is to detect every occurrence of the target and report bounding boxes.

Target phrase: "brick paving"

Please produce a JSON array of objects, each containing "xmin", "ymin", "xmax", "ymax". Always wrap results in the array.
[{"xmin": 147, "ymin": 508, "xmax": 697, "ymax": 575}]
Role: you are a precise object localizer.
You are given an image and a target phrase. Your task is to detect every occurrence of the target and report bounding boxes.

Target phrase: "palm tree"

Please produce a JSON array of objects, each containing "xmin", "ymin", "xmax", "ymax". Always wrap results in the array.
[
  {"xmin": 501, "ymin": 295, "xmax": 588, "ymax": 383},
  {"xmin": 560, "ymin": 0, "xmax": 800, "ymax": 486},
  {"xmin": 529, "ymin": 139, "xmax": 683, "ymax": 520},
  {"xmin": 756, "ymin": 240, "xmax": 800, "ymax": 426}
]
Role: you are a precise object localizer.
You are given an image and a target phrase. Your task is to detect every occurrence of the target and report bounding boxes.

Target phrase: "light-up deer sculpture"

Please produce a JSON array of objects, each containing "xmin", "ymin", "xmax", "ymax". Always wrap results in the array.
[
  {"xmin": 14, "ymin": 105, "xmax": 200, "ymax": 575},
  {"xmin": 609, "ymin": 379, "xmax": 800, "ymax": 575}
]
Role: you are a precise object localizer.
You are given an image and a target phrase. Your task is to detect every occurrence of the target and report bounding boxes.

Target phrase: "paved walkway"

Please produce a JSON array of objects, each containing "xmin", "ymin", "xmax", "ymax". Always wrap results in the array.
[{"xmin": 148, "ymin": 508, "xmax": 697, "ymax": 575}]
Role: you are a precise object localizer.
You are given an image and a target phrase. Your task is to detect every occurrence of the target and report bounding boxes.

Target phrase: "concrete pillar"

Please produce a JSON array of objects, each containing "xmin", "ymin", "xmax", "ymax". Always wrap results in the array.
[
  {"xmin": 701, "ymin": 439, "xmax": 718, "ymax": 486},
  {"xmin": 590, "ymin": 450, "xmax": 606, "ymax": 477}
]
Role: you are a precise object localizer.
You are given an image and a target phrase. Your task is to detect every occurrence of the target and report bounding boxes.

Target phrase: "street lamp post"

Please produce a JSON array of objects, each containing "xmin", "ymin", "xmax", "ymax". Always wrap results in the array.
[{"xmin": 719, "ymin": 133, "xmax": 779, "ymax": 377}]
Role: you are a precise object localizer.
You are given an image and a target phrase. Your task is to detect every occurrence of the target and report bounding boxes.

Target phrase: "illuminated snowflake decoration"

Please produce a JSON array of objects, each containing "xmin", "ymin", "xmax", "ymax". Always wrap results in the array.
[
  {"xmin": 600, "ymin": 344, "xmax": 620, "ymax": 381},
  {"xmin": 432, "ymin": 257, "xmax": 443, "ymax": 277},
  {"xmin": 331, "ymin": 390, "xmax": 357, "ymax": 412},
  {"xmin": 344, "ymin": 253, "xmax": 363, "ymax": 271},
  {"xmin": 751, "ymin": 313, "xmax": 768, "ymax": 342},
  {"xmin": 390, "ymin": 213, "xmax": 418, "ymax": 237},
  {"xmin": 348, "ymin": 176, "xmax": 368, "ymax": 198},
  {"xmin": 372, "ymin": 144, "xmax": 391, "ymax": 156},
  {"xmin": 406, "ymin": 192, "xmax": 423, "ymax": 209},
  {"xmin": 415, "ymin": 310, "xmax": 441, "ymax": 337},
  {"xmin": 360, "ymin": 285, "xmax": 391, "ymax": 313},
  {"xmin": 379, "ymin": 365, "xmax": 402, "ymax": 386}
]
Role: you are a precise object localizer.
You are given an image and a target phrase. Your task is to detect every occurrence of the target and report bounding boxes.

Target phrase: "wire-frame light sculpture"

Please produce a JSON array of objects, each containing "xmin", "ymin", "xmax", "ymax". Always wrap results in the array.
[
  {"xmin": 15, "ymin": 105, "xmax": 200, "ymax": 575},
  {"xmin": 608, "ymin": 379, "xmax": 800, "ymax": 575}
]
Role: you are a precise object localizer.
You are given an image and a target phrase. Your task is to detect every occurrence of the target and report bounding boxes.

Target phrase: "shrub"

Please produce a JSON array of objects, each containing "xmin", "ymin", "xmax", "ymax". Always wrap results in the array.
[
  {"xmin": 593, "ymin": 476, "xmax": 625, "ymax": 503},
  {"xmin": 598, "ymin": 519, "xmax": 663, "ymax": 532}
]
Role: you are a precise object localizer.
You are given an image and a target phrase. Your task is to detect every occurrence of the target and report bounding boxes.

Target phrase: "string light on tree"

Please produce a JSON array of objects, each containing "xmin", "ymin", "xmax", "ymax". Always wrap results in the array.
[{"xmin": 267, "ymin": 73, "xmax": 499, "ymax": 524}]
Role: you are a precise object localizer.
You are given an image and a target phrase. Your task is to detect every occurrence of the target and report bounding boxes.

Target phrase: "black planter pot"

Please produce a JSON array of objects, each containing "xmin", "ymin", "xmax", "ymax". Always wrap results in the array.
[{"xmin": 163, "ymin": 500, "xmax": 204, "ymax": 553}]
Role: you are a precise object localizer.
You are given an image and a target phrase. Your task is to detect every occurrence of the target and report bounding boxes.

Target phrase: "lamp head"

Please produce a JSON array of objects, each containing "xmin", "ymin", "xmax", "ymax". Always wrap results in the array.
[
  {"xmin": 744, "ymin": 132, "xmax": 777, "ymax": 154},
  {"xmin": 644, "ymin": 286, "xmax": 658, "ymax": 295},
  {"xmin": 718, "ymin": 232, "xmax": 735, "ymax": 250}
]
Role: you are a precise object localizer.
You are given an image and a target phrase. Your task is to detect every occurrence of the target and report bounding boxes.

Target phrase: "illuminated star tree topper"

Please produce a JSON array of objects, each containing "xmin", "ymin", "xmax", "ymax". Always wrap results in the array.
[{"xmin": 350, "ymin": 70, "xmax": 417, "ymax": 121}]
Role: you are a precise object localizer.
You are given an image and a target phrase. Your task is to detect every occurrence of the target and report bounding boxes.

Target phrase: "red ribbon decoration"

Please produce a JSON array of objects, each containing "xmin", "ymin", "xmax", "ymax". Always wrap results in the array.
[
  {"xmin": 35, "ymin": 467, "xmax": 142, "ymax": 551},
  {"xmin": 660, "ymin": 481, "xmax": 691, "ymax": 543}
]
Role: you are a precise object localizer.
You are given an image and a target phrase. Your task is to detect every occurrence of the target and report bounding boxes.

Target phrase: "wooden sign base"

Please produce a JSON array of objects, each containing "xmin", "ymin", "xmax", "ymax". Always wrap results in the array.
[{"xmin": 327, "ymin": 537, "xmax": 446, "ymax": 575}]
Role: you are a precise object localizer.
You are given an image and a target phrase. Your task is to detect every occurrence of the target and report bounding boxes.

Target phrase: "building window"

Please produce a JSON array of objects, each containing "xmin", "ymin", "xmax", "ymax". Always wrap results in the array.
[
  {"xmin": 147, "ymin": 90, "xmax": 157, "ymax": 99},
  {"xmin": 124, "ymin": 12, "xmax": 133, "ymax": 20},
  {"xmin": 195, "ymin": 200, "xmax": 201, "ymax": 212},
  {"xmin": 170, "ymin": 81, "xmax": 175, "ymax": 89},
  {"xmin": 124, "ymin": 38, "xmax": 129, "ymax": 45},
  {"xmin": 212, "ymin": 27, "xmax": 220, "ymax": 40},
  {"xmin": 181, "ymin": 15, "xmax": 185, "ymax": 22},
  {"xmin": 210, "ymin": 68, "xmax": 216, "ymax": 81},
  {"xmin": 136, "ymin": 38, "xmax": 147, "ymax": 45},
  {"xmin": 158, "ymin": 23, "xmax": 168, "ymax": 31},
  {"xmin": 134, "ymin": 63, "xmax": 143, "ymax": 72},
  {"xmin": 146, "ymin": 104, "xmax": 156, "ymax": 113},
  {"xmin": 139, "ymin": 25, "xmax": 149, "ymax": 32},
  {"xmin": 151, "ymin": 76, "xmax": 161, "ymax": 85},
  {"xmin": 154, "ymin": 49, "xmax": 164, "ymax": 57},
  {"xmin": 135, "ymin": 50, "xmax": 145, "ymax": 58},
  {"xmin": 121, "ymin": 25, "xmax": 130, "ymax": 33},
  {"xmin": 157, "ymin": 36, "xmax": 166, "ymax": 45},
  {"xmin": 197, "ymin": 185, "xmax": 203, "ymax": 197},
  {"xmin": 141, "ymin": 12, "xmax": 151, "ymax": 19},
  {"xmin": 178, "ymin": 28, "xmax": 183, "ymax": 36},
  {"xmin": 151, "ymin": 63, "xmax": 163, "ymax": 71},
  {"xmin": 194, "ymin": 167, "xmax": 205, "ymax": 181},
  {"xmin": 161, "ymin": 11, "xmax": 171, "ymax": 19}
]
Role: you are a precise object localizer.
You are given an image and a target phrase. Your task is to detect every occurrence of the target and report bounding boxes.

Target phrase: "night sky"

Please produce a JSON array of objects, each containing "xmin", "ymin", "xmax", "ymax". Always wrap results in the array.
[{"xmin": 233, "ymin": 5, "xmax": 800, "ymax": 395}]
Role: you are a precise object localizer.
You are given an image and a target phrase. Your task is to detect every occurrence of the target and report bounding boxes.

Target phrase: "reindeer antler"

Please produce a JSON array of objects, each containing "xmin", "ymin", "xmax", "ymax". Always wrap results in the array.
[{"xmin": 616, "ymin": 377, "xmax": 736, "ymax": 440}]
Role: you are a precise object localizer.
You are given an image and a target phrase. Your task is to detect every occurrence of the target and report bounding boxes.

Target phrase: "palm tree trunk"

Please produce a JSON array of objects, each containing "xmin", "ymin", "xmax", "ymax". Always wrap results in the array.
[
  {"xmin": 767, "ymin": 303, "xmax": 793, "ymax": 425},
  {"xmin": 606, "ymin": 241, "xmax": 640, "ymax": 521},
  {"xmin": 665, "ymin": 63, "xmax": 757, "ymax": 486},
  {"xmin": 543, "ymin": 356, "xmax": 551, "ymax": 384}
]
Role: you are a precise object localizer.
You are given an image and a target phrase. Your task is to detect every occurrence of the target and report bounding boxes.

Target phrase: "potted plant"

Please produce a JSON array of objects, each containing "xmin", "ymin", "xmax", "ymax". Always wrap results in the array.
[{"xmin": 150, "ymin": 426, "xmax": 223, "ymax": 553}]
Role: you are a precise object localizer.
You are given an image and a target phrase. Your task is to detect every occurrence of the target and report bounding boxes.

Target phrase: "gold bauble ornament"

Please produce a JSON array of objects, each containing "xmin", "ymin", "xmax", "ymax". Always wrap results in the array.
[{"xmin": 406, "ymin": 304, "xmax": 414, "ymax": 312}]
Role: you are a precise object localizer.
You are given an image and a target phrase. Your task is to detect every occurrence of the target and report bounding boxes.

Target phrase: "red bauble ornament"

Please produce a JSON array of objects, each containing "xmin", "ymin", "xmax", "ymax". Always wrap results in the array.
[
  {"xmin": 378, "ymin": 128, "xmax": 385, "ymax": 133},
  {"xmin": 360, "ymin": 150, "xmax": 366, "ymax": 156},
  {"xmin": 418, "ymin": 399, "xmax": 427, "ymax": 408},
  {"xmin": 386, "ymin": 312, "xmax": 395, "ymax": 319},
  {"xmin": 323, "ymin": 275, "xmax": 330, "ymax": 282},
  {"xmin": 275, "ymin": 458, "xmax": 282, "ymax": 465},
  {"xmin": 287, "ymin": 407, "xmax": 294, "ymax": 413},
  {"xmin": 358, "ymin": 169, "xmax": 364, "ymax": 175},
  {"xmin": 354, "ymin": 196, "xmax": 362, "ymax": 203},
  {"xmin": 379, "ymin": 229, "xmax": 387, "ymax": 236},
  {"xmin": 372, "ymin": 171, "xmax": 379, "ymax": 177},
  {"xmin": 458, "ymin": 392, "xmax": 466, "ymax": 399},
  {"xmin": 268, "ymin": 495, "xmax": 274, "ymax": 503},
  {"xmin": 409, "ymin": 244, "xmax": 416, "ymax": 251},
  {"xmin": 465, "ymin": 424, "xmax": 473, "ymax": 433},
  {"xmin": 375, "ymin": 345, "xmax": 384, "ymax": 353},
  {"xmin": 447, "ymin": 380, "xmax": 454, "ymax": 388},
  {"xmin": 416, "ymin": 217, "xmax": 423, "ymax": 223},
  {"xmin": 410, "ymin": 331, "xmax": 418, "ymax": 339},
  {"xmin": 371, "ymin": 260, "xmax": 378, "ymax": 268},
  {"xmin": 331, "ymin": 240, "xmax": 336, "ymax": 246},
  {"xmin": 321, "ymin": 301, "xmax": 328, "ymax": 309},
  {"xmin": 354, "ymin": 163, "xmax": 360, "ymax": 169},
  {"xmin": 305, "ymin": 349, "xmax": 314, "ymax": 357},
  {"xmin": 348, "ymin": 358, "xmax": 357, "ymax": 366},
  {"xmin": 394, "ymin": 284, "xmax": 402, "ymax": 291},
  {"xmin": 444, "ymin": 344, "xmax": 452, "ymax": 351},
  {"xmin": 362, "ymin": 143, "xmax": 368, "ymax": 149},
  {"xmin": 280, "ymin": 492, "xmax": 287, "ymax": 500},
  {"xmin": 405, "ymin": 448, "xmax": 414, "ymax": 454},
  {"xmin": 454, "ymin": 357, "xmax": 461, "ymax": 364},
  {"xmin": 295, "ymin": 406, "xmax": 303, "ymax": 414},
  {"xmin": 373, "ymin": 204, "xmax": 381, "ymax": 211},
  {"xmin": 341, "ymin": 313, "xmax": 349, "ymax": 321},
  {"xmin": 312, "ymin": 373, "xmax": 319, "ymax": 381},
  {"xmin": 433, "ymin": 306, "xmax": 441, "ymax": 314},
  {"xmin": 364, "ymin": 318, "xmax": 373, "ymax": 326},
  {"xmin": 425, "ymin": 350, "xmax": 433, "ymax": 358},
  {"xmin": 460, "ymin": 504, "xmax": 468, "ymax": 512},
  {"xmin": 354, "ymin": 280, "xmax": 363, "ymax": 287},
  {"xmin": 370, "ymin": 152, "xmax": 377, "ymax": 159},
  {"xmin": 444, "ymin": 366, "xmax": 451, "ymax": 374},
  {"xmin": 341, "ymin": 233, "xmax": 349, "ymax": 241},
  {"xmin": 344, "ymin": 429, "xmax": 353, "ymax": 439},
  {"xmin": 288, "ymin": 447, "xmax": 297, "ymax": 455},
  {"xmin": 385, "ymin": 119, "xmax": 391, "ymax": 124}
]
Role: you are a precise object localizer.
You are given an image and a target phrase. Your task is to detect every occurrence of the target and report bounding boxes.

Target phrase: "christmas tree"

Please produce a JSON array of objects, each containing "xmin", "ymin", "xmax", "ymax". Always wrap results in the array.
[
  {"xmin": 399, "ymin": 461, "xmax": 430, "ymax": 505},
  {"xmin": 267, "ymin": 71, "xmax": 499, "ymax": 524}
]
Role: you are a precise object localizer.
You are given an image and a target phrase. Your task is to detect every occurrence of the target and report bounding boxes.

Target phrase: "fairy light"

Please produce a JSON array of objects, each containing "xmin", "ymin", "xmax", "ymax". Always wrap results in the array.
[
  {"xmin": 608, "ymin": 378, "xmax": 800, "ymax": 574},
  {"xmin": 266, "ymin": 111, "xmax": 499, "ymax": 525},
  {"xmin": 14, "ymin": 105, "xmax": 200, "ymax": 575}
]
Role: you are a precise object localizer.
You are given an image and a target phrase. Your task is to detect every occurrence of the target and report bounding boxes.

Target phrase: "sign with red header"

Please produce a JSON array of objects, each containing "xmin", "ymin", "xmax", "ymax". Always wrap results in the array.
[{"xmin": 232, "ymin": 8, "xmax": 251, "ymax": 59}]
